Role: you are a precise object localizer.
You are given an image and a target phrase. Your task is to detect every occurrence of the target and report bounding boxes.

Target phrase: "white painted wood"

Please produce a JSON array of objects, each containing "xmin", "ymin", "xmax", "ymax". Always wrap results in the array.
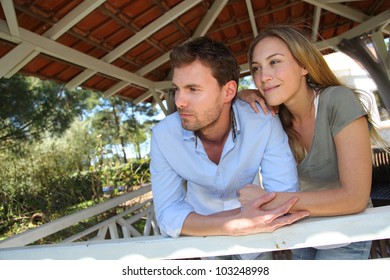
[
  {"xmin": 314, "ymin": 9, "xmax": 390, "ymax": 51},
  {"xmin": 0, "ymin": 20, "xmax": 153, "ymax": 89},
  {"xmin": 66, "ymin": 0, "xmax": 202, "ymax": 90},
  {"xmin": 1, "ymin": 205, "xmax": 389, "ymax": 260},
  {"xmin": 311, "ymin": 6, "xmax": 321, "ymax": 42},
  {"xmin": 1, "ymin": 1, "xmax": 106, "ymax": 79},
  {"xmin": 192, "ymin": 0, "xmax": 229, "ymax": 38},
  {"xmin": 245, "ymin": 0, "xmax": 258, "ymax": 37},
  {"xmin": 371, "ymin": 31, "xmax": 390, "ymax": 79},
  {"xmin": 44, "ymin": 0, "xmax": 106, "ymax": 41},
  {"xmin": 1, "ymin": 0, "xmax": 19, "ymax": 37},
  {"xmin": 0, "ymin": 185, "xmax": 151, "ymax": 248},
  {"xmin": 150, "ymin": 88, "xmax": 168, "ymax": 116},
  {"xmin": 302, "ymin": 0, "xmax": 369, "ymax": 23},
  {"xmin": 0, "ymin": 41, "xmax": 36, "ymax": 78},
  {"xmin": 103, "ymin": 81, "xmax": 130, "ymax": 97}
]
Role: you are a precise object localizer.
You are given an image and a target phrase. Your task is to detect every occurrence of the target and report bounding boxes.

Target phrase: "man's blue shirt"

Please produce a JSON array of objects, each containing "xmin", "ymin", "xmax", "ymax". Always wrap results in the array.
[{"xmin": 150, "ymin": 99, "xmax": 298, "ymax": 237}]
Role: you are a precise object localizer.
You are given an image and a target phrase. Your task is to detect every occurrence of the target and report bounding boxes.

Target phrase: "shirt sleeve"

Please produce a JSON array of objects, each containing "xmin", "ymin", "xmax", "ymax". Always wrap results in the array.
[
  {"xmin": 260, "ymin": 116, "xmax": 299, "ymax": 193},
  {"xmin": 326, "ymin": 87, "xmax": 367, "ymax": 137},
  {"xmin": 150, "ymin": 130, "xmax": 194, "ymax": 237}
]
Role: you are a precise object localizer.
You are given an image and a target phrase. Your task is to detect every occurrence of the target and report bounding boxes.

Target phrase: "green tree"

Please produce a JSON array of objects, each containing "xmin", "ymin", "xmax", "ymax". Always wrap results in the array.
[
  {"xmin": 0, "ymin": 75, "xmax": 96, "ymax": 149},
  {"xmin": 90, "ymin": 97, "xmax": 159, "ymax": 162}
]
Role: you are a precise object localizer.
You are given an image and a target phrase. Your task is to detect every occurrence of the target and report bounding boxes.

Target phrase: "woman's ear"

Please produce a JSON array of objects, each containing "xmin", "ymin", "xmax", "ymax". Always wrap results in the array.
[
  {"xmin": 301, "ymin": 67, "xmax": 309, "ymax": 76},
  {"xmin": 224, "ymin": 80, "xmax": 237, "ymax": 102}
]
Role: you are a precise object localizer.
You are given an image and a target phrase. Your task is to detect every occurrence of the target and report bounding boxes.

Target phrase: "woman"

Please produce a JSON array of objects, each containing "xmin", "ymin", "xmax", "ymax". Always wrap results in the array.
[{"xmin": 238, "ymin": 25, "xmax": 387, "ymax": 259}]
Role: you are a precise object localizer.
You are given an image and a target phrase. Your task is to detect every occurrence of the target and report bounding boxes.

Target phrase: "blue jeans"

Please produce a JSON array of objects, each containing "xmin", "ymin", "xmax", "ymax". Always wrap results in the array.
[
  {"xmin": 208, "ymin": 252, "xmax": 273, "ymax": 260},
  {"xmin": 291, "ymin": 241, "xmax": 372, "ymax": 260}
]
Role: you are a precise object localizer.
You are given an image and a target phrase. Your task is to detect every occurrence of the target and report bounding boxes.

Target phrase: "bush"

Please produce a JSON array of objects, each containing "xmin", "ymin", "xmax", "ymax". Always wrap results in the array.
[{"xmin": 0, "ymin": 156, "xmax": 151, "ymax": 236}]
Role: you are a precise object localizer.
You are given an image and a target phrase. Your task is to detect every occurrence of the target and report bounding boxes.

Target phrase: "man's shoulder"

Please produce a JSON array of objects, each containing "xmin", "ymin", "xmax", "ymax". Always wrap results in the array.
[{"xmin": 234, "ymin": 99, "xmax": 273, "ymax": 122}]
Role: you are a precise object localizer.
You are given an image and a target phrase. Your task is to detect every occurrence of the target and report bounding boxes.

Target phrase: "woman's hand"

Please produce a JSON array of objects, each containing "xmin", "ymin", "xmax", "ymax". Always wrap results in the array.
[
  {"xmin": 237, "ymin": 89, "xmax": 278, "ymax": 116},
  {"xmin": 237, "ymin": 184, "xmax": 267, "ymax": 208}
]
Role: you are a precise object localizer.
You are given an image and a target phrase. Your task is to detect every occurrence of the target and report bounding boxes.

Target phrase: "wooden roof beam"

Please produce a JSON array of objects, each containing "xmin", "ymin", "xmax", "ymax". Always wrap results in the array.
[
  {"xmin": 0, "ymin": 0, "xmax": 106, "ymax": 78},
  {"xmin": 0, "ymin": 20, "xmax": 153, "ymax": 88},
  {"xmin": 66, "ymin": 0, "xmax": 202, "ymax": 91},
  {"xmin": 245, "ymin": 0, "xmax": 258, "ymax": 37},
  {"xmin": 1, "ymin": 0, "xmax": 19, "ymax": 37},
  {"xmin": 132, "ymin": 0, "xmax": 229, "ymax": 104},
  {"xmin": 314, "ymin": 9, "xmax": 390, "ymax": 50}
]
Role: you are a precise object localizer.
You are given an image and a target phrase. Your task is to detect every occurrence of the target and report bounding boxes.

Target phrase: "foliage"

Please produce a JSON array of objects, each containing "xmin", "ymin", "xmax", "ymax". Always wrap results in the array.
[
  {"xmin": 0, "ymin": 75, "xmax": 158, "ymax": 238},
  {"xmin": 90, "ymin": 97, "xmax": 159, "ymax": 162},
  {"xmin": 0, "ymin": 147, "xmax": 150, "ymax": 236},
  {"xmin": 0, "ymin": 75, "xmax": 96, "ymax": 149}
]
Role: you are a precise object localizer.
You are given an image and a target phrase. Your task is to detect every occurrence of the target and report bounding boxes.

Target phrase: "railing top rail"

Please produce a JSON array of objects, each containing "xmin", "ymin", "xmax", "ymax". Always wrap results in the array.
[{"xmin": 1, "ymin": 205, "xmax": 389, "ymax": 260}]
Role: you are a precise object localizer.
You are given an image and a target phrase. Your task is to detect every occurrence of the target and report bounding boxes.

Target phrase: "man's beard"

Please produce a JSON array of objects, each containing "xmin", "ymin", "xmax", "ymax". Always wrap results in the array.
[{"xmin": 179, "ymin": 106, "xmax": 222, "ymax": 132}]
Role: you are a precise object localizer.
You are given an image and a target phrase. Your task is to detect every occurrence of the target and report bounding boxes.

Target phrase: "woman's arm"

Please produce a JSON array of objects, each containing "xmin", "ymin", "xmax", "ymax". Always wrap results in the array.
[{"xmin": 238, "ymin": 117, "xmax": 372, "ymax": 216}]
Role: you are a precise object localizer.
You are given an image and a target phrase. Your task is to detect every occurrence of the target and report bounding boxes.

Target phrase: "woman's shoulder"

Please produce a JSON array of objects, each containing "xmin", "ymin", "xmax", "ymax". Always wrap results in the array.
[
  {"xmin": 319, "ymin": 86, "xmax": 358, "ymax": 106},
  {"xmin": 320, "ymin": 86, "xmax": 354, "ymax": 98}
]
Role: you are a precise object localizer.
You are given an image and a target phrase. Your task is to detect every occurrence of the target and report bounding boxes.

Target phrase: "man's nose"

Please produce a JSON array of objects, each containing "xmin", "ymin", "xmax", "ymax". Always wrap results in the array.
[{"xmin": 175, "ymin": 90, "xmax": 187, "ymax": 108}]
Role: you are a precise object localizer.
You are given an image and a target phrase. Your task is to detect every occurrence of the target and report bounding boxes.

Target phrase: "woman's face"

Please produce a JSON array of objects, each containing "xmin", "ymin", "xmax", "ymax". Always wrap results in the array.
[{"xmin": 251, "ymin": 36, "xmax": 308, "ymax": 107}]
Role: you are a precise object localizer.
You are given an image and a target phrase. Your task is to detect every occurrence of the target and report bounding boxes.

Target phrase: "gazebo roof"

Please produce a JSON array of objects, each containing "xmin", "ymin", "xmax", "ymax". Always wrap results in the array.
[{"xmin": 0, "ymin": 0, "xmax": 389, "ymax": 109}]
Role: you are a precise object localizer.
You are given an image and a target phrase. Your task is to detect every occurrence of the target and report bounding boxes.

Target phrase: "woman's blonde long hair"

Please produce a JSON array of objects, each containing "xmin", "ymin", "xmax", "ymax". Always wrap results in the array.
[{"xmin": 248, "ymin": 24, "xmax": 387, "ymax": 163}]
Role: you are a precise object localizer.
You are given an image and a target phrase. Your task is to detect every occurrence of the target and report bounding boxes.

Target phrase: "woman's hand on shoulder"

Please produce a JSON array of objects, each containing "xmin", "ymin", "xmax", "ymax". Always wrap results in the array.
[{"xmin": 237, "ymin": 89, "xmax": 278, "ymax": 116}]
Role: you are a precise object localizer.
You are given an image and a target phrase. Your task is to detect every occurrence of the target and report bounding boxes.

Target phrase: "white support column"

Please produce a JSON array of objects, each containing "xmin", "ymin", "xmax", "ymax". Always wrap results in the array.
[
  {"xmin": 150, "ymin": 88, "xmax": 168, "ymax": 116},
  {"xmin": 311, "ymin": 6, "xmax": 321, "ymax": 42},
  {"xmin": 371, "ymin": 30, "xmax": 390, "ymax": 79}
]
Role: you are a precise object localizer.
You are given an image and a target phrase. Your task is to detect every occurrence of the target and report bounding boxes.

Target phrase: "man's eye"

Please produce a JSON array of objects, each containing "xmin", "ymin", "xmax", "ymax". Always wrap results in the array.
[{"xmin": 251, "ymin": 65, "xmax": 262, "ymax": 72}]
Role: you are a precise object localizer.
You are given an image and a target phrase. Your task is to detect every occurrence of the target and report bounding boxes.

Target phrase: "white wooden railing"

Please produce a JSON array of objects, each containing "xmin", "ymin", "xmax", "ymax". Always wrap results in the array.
[
  {"xmin": 0, "ymin": 183, "xmax": 389, "ymax": 260},
  {"xmin": 0, "ymin": 184, "xmax": 158, "ymax": 249}
]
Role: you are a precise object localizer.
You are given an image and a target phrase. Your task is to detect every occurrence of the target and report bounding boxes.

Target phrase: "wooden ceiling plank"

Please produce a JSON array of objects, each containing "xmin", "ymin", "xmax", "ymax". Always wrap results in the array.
[
  {"xmin": 103, "ymin": 80, "xmax": 130, "ymax": 97},
  {"xmin": 107, "ymin": 0, "xmax": 228, "ymax": 100},
  {"xmin": 314, "ymin": 9, "xmax": 390, "ymax": 51},
  {"xmin": 0, "ymin": 20, "xmax": 153, "ymax": 88},
  {"xmin": 193, "ymin": 0, "xmax": 229, "ymax": 37},
  {"xmin": 103, "ymin": 0, "xmax": 202, "ymax": 63},
  {"xmin": 302, "ymin": 0, "xmax": 369, "ymax": 23},
  {"xmin": 134, "ymin": 90, "xmax": 151, "ymax": 104},
  {"xmin": 44, "ymin": 0, "xmax": 107, "ymax": 40},
  {"xmin": 140, "ymin": 0, "xmax": 230, "ymax": 76},
  {"xmin": 66, "ymin": 0, "xmax": 202, "ymax": 90},
  {"xmin": 1, "ymin": 0, "xmax": 106, "ymax": 79},
  {"xmin": 1, "ymin": 0, "xmax": 19, "ymax": 37}
]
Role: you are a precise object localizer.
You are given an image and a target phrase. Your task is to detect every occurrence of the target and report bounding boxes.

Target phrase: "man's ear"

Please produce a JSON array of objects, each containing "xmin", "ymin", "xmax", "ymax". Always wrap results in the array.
[{"xmin": 224, "ymin": 80, "xmax": 237, "ymax": 102}]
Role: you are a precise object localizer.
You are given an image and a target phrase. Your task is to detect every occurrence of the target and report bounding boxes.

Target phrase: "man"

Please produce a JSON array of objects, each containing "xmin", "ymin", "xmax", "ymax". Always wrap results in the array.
[{"xmin": 150, "ymin": 37, "xmax": 309, "ymax": 259}]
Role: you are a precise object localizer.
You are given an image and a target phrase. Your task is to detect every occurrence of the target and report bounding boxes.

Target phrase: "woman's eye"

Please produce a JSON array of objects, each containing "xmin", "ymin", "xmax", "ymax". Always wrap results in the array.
[
  {"xmin": 251, "ymin": 66, "xmax": 259, "ymax": 72},
  {"xmin": 270, "ymin": 59, "xmax": 280, "ymax": 66}
]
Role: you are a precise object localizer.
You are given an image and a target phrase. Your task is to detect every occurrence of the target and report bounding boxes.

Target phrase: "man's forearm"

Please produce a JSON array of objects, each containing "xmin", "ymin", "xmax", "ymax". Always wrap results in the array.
[
  {"xmin": 180, "ymin": 212, "xmax": 238, "ymax": 236},
  {"xmin": 179, "ymin": 194, "xmax": 309, "ymax": 237}
]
